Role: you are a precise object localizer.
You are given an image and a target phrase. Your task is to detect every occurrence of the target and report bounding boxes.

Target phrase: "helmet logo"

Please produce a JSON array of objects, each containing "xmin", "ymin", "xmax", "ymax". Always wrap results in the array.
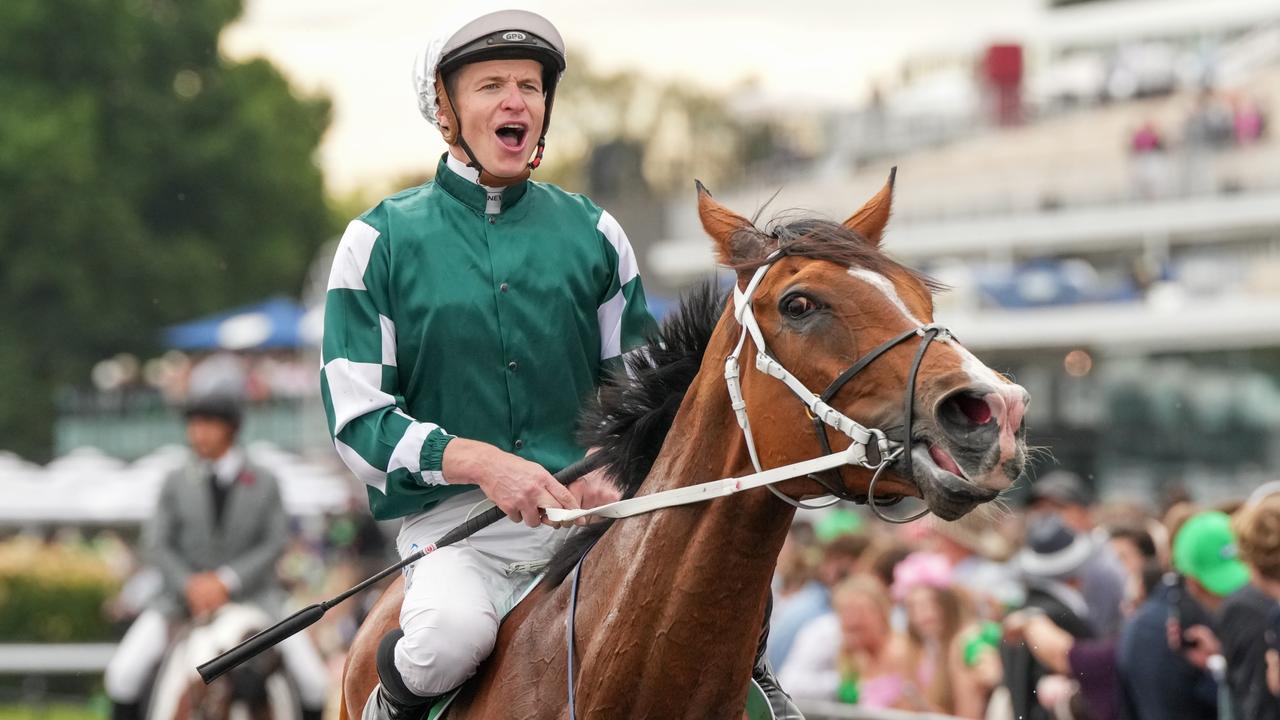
[{"xmin": 502, "ymin": 31, "xmax": 527, "ymax": 42}]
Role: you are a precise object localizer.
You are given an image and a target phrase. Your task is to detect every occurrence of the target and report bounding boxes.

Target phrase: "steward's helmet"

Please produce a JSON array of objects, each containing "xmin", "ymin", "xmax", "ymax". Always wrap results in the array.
[{"xmin": 182, "ymin": 393, "xmax": 243, "ymax": 431}]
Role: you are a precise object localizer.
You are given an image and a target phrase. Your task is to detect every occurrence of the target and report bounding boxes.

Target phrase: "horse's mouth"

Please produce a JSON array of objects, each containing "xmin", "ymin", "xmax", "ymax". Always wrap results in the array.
[{"xmin": 903, "ymin": 440, "xmax": 1001, "ymax": 521}]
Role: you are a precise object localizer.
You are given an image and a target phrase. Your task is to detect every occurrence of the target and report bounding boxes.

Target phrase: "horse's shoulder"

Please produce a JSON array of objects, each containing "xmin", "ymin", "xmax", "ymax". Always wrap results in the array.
[{"xmin": 341, "ymin": 576, "xmax": 406, "ymax": 720}]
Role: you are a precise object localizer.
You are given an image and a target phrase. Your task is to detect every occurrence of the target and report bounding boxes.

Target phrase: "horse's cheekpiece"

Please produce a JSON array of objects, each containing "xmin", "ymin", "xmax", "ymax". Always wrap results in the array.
[{"xmin": 726, "ymin": 248, "xmax": 953, "ymax": 522}]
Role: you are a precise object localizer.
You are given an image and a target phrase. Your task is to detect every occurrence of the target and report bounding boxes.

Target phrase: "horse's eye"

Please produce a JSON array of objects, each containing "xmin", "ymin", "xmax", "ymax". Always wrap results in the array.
[{"xmin": 780, "ymin": 293, "xmax": 818, "ymax": 319}]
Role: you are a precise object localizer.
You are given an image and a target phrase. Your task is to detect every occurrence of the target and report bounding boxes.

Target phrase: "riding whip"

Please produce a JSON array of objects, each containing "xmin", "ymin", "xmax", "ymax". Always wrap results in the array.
[{"xmin": 196, "ymin": 451, "xmax": 605, "ymax": 684}]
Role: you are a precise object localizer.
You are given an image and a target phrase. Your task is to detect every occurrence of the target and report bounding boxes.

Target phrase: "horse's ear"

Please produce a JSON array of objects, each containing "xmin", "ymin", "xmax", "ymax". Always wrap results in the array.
[
  {"xmin": 842, "ymin": 167, "xmax": 896, "ymax": 248},
  {"xmin": 696, "ymin": 180, "xmax": 764, "ymax": 266}
]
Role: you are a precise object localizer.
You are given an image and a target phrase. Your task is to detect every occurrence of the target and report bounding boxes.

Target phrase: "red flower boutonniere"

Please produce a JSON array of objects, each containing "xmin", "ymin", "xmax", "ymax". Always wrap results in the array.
[{"xmin": 237, "ymin": 470, "xmax": 256, "ymax": 487}]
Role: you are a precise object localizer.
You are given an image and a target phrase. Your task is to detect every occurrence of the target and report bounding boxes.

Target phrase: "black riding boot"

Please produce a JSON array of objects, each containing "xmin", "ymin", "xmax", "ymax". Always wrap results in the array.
[
  {"xmin": 752, "ymin": 596, "xmax": 805, "ymax": 720},
  {"xmin": 361, "ymin": 629, "xmax": 434, "ymax": 720}
]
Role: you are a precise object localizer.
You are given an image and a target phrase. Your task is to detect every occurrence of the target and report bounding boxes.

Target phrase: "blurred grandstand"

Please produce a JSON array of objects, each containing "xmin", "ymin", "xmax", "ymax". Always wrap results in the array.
[
  {"xmin": 650, "ymin": 0, "xmax": 1280, "ymax": 506},
  {"xmin": 18, "ymin": 0, "xmax": 1280, "ymax": 540}
]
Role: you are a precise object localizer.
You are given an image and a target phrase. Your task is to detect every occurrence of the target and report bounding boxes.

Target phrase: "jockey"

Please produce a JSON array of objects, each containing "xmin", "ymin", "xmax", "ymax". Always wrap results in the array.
[
  {"xmin": 104, "ymin": 391, "xmax": 328, "ymax": 720},
  {"xmin": 321, "ymin": 9, "xmax": 801, "ymax": 719}
]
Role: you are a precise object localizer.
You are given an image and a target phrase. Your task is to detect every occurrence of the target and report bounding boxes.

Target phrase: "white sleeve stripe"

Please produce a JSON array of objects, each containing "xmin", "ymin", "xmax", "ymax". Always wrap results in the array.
[
  {"xmin": 335, "ymin": 438, "xmax": 386, "ymax": 493},
  {"xmin": 387, "ymin": 416, "xmax": 448, "ymax": 486},
  {"xmin": 324, "ymin": 358, "xmax": 394, "ymax": 436},
  {"xmin": 327, "ymin": 220, "xmax": 380, "ymax": 292},
  {"xmin": 597, "ymin": 291, "xmax": 626, "ymax": 361},
  {"xmin": 379, "ymin": 314, "xmax": 397, "ymax": 366},
  {"xmin": 597, "ymin": 210, "xmax": 639, "ymax": 285}
]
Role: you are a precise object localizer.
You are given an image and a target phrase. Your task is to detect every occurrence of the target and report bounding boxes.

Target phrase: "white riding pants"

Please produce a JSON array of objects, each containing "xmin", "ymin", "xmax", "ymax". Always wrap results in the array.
[
  {"xmin": 394, "ymin": 489, "xmax": 570, "ymax": 697},
  {"xmin": 104, "ymin": 607, "xmax": 330, "ymax": 709}
]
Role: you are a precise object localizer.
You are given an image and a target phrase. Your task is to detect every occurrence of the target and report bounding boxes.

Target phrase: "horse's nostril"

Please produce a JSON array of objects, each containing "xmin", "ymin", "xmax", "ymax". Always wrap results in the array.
[{"xmin": 946, "ymin": 391, "xmax": 993, "ymax": 426}]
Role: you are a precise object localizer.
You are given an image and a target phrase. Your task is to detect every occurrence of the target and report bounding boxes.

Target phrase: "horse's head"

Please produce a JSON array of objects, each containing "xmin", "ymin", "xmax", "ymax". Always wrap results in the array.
[
  {"xmin": 698, "ymin": 173, "xmax": 1028, "ymax": 521},
  {"xmin": 174, "ymin": 605, "xmax": 281, "ymax": 720}
]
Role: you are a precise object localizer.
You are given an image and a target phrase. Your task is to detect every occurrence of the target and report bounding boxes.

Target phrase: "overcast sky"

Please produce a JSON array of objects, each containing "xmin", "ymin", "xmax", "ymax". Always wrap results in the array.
[{"xmin": 222, "ymin": 0, "xmax": 1040, "ymax": 192}]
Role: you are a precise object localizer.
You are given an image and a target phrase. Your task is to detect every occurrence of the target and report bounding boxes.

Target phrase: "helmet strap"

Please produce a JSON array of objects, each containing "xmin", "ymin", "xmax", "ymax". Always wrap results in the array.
[{"xmin": 529, "ymin": 136, "xmax": 546, "ymax": 169}]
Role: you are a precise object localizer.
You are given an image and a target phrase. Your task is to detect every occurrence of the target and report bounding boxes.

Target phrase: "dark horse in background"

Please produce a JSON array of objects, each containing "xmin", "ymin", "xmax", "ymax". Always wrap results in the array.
[{"xmin": 339, "ymin": 173, "xmax": 1030, "ymax": 718}]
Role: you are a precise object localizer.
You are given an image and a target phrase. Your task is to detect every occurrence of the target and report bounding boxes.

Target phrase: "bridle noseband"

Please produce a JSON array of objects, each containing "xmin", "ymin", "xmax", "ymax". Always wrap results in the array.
[{"xmin": 724, "ymin": 249, "xmax": 952, "ymax": 523}]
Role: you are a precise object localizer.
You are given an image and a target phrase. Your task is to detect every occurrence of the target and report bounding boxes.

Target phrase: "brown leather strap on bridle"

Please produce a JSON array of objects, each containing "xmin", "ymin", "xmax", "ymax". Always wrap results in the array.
[{"xmin": 806, "ymin": 326, "xmax": 946, "ymax": 511}]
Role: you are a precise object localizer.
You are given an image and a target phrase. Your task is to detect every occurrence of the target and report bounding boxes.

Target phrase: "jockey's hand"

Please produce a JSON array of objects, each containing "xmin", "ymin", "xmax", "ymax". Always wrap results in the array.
[
  {"xmin": 567, "ymin": 469, "xmax": 622, "ymax": 526},
  {"xmin": 185, "ymin": 572, "xmax": 229, "ymax": 618},
  {"xmin": 443, "ymin": 438, "xmax": 579, "ymax": 528}
]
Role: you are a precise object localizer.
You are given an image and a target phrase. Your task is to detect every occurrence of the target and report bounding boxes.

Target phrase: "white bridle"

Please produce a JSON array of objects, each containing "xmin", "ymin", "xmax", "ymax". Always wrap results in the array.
[
  {"xmin": 547, "ymin": 251, "xmax": 949, "ymax": 525},
  {"xmin": 725, "ymin": 253, "xmax": 897, "ymax": 510}
]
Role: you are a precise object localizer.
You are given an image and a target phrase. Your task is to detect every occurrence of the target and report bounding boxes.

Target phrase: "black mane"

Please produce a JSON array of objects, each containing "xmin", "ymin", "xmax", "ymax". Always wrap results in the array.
[{"xmin": 543, "ymin": 280, "xmax": 727, "ymax": 586}]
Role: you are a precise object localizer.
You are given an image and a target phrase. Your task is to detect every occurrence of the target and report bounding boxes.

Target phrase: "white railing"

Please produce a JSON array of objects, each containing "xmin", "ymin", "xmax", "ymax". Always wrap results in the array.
[
  {"xmin": 799, "ymin": 700, "xmax": 961, "ymax": 720},
  {"xmin": 0, "ymin": 644, "xmax": 117, "ymax": 674}
]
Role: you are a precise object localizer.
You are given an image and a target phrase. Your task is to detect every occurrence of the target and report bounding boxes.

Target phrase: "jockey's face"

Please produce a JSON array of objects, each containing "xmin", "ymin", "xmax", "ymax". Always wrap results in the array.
[
  {"xmin": 442, "ymin": 58, "xmax": 545, "ymax": 178},
  {"xmin": 186, "ymin": 415, "xmax": 236, "ymax": 461}
]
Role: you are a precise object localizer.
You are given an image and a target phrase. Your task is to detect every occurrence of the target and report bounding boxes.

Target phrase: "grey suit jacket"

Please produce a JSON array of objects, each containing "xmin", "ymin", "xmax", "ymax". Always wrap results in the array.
[{"xmin": 142, "ymin": 452, "xmax": 289, "ymax": 618}]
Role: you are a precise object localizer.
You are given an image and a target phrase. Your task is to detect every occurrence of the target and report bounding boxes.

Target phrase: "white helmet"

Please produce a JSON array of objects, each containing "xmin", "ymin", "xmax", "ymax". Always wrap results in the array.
[{"xmin": 412, "ymin": 10, "xmax": 566, "ymax": 184}]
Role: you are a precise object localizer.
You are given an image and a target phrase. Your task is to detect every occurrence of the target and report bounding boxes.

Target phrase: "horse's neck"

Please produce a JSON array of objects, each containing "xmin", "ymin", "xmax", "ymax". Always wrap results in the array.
[{"xmin": 574, "ymin": 328, "xmax": 798, "ymax": 714}]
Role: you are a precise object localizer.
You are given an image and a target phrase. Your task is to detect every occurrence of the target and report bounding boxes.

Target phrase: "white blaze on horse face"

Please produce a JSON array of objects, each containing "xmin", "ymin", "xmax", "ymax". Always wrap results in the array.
[
  {"xmin": 847, "ymin": 268, "xmax": 925, "ymax": 326},
  {"xmin": 845, "ymin": 266, "xmax": 1027, "ymax": 463},
  {"xmin": 845, "ymin": 267, "xmax": 1004, "ymax": 388}
]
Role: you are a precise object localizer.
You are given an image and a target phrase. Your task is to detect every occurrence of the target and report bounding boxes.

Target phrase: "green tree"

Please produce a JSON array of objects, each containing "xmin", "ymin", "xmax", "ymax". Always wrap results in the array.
[{"xmin": 0, "ymin": 0, "xmax": 333, "ymax": 460}]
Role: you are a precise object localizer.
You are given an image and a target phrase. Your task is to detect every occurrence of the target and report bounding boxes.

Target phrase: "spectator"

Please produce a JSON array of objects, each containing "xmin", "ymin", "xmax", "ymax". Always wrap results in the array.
[
  {"xmin": 1119, "ymin": 523, "xmax": 1220, "ymax": 719},
  {"xmin": 930, "ymin": 513, "xmax": 1021, "ymax": 617},
  {"xmin": 893, "ymin": 552, "xmax": 988, "ymax": 716},
  {"xmin": 1108, "ymin": 524, "xmax": 1160, "ymax": 615},
  {"xmin": 768, "ymin": 521, "xmax": 844, "ymax": 669},
  {"xmin": 1232, "ymin": 95, "xmax": 1266, "ymax": 146},
  {"xmin": 780, "ymin": 574, "xmax": 917, "ymax": 710},
  {"xmin": 1234, "ymin": 493, "xmax": 1280, "ymax": 601},
  {"xmin": 1000, "ymin": 555, "xmax": 1164, "ymax": 720},
  {"xmin": 1002, "ymin": 513, "xmax": 1098, "ymax": 720},
  {"xmin": 1108, "ymin": 524, "xmax": 1157, "ymax": 580},
  {"xmin": 1131, "ymin": 121, "xmax": 1164, "ymax": 153},
  {"xmin": 860, "ymin": 535, "xmax": 913, "ymax": 591},
  {"xmin": 1165, "ymin": 505, "xmax": 1280, "ymax": 720},
  {"xmin": 1029, "ymin": 471, "xmax": 1128, "ymax": 637},
  {"xmin": 1234, "ymin": 494, "xmax": 1280, "ymax": 707},
  {"xmin": 1130, "ymin": 120, "xmax": 1169, "ymax": 199}
]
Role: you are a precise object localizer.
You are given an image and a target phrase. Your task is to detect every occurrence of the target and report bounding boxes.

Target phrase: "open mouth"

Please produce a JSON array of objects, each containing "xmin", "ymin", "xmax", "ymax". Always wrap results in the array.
[
  {"xmin": 495, "ymin": 123, "xmax": 528, "ymax": 151},
  {"xmin": 906, "ymin": 439, "xmax": 998, "ymax": 520},
  {"xmin": 926, "ymin": 441, "xmax": 967, "ymax": 480}
]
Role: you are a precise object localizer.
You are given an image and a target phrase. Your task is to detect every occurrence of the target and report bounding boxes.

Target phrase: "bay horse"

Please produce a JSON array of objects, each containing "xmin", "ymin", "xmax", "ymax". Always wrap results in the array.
[{"xmin": 339, "ymin": 173, "xmax": 1030, "ymax": 719}]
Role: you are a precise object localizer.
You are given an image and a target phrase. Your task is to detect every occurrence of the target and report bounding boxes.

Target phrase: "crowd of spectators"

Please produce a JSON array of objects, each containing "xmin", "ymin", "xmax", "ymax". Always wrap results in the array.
[
  {"xmin": 768, "ymin": 471, "xmax": 1280, "ymax": 720},
  {"xmin": 33, "ymin": 460, "xmax": 1280, "ymax": 719},
  {"xmin": 1128, "ymin": 90, "xmax": 1269, "ymax": 199},
  {"xmin": 159, "ymin": 351, "xmax": 314, "ymax": 405}
]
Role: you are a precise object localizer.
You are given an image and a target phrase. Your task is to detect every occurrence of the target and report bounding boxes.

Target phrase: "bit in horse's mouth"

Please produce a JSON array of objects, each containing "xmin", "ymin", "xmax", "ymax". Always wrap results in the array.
[{"xmin": 901, "ymin": 440, "xmax": 999, "ymax": 520}]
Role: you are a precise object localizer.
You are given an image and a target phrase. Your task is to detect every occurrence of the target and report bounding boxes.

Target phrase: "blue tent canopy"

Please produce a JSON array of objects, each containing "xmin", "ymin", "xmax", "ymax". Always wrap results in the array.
[{"xmin": 164, "ymin": 297, "xmax": 307, "ymax": 351}]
